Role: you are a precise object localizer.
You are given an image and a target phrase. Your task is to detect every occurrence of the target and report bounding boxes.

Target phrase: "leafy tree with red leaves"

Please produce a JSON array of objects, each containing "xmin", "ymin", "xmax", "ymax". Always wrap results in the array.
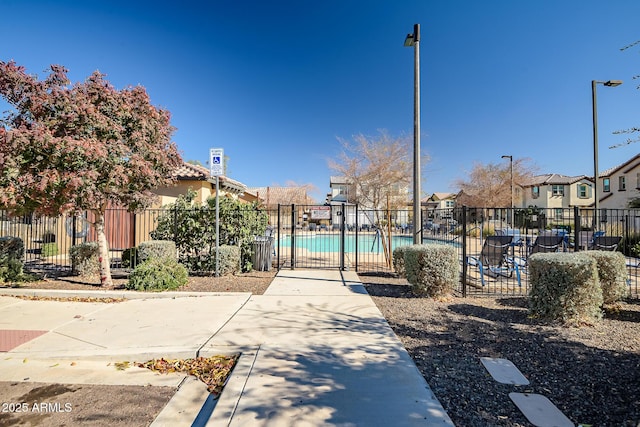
[{"xmin": 0, "ymin": 61, "xmax": 183, "ymax": 286}]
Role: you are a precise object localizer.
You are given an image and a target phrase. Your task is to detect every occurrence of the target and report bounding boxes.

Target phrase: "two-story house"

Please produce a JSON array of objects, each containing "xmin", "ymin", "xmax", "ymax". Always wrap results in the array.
[
  {"xmin": 519, "ymin": 174, "xmax": 594, "ymax": 221},
  {"xmin": 598, "ymin": 153, "xmax": 640, "ymax": 209}
]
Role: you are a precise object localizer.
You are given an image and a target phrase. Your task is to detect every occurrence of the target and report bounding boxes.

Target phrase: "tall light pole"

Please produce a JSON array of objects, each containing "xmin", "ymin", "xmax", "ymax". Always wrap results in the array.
[
  {"xmin": 592, "ymin": 79, "xmax": 622, "ymax": 230},
  {"xmin": 405, "ymin": 24, "xmax": 421, "ymax": 244},
  {"xmin": 501, "ymin": 155, "xmax": 514, "ymax": 213}
]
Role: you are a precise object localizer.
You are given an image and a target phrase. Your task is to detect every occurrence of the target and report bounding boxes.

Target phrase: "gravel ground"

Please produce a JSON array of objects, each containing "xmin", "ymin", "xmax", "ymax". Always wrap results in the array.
[
  {"xmin": 360, "ymin": 272, "xmax": 640, "ymax": 427},
  {"xmin": 4, "ymin": 269, "xmax": 640, "ymax": 426}
]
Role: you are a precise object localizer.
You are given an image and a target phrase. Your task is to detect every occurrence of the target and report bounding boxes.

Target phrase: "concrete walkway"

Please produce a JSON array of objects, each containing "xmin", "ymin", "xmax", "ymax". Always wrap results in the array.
[{"xmin": 0, "ymin": 269, "xmax": 453, "ymax": 426}]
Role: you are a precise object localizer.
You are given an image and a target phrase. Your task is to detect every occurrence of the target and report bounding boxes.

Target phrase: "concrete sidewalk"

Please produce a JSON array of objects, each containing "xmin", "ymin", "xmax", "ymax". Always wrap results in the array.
[{"xmin": 0, "ymin": 270, "xmax": 453, "ymax": 426}]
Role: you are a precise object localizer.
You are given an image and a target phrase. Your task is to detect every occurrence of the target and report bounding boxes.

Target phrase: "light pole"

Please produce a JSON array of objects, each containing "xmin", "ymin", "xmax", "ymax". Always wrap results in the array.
[
  {"xmin": 405, "ymin": 24, "xmax": 421, "ymax": 244},
  {"xmin": 592, "ymin": 79, "xmax": 622, "ymax": 230},
  {"xmin": 501, "ymin": 155, "xmax": 514, "ymax": 219}
]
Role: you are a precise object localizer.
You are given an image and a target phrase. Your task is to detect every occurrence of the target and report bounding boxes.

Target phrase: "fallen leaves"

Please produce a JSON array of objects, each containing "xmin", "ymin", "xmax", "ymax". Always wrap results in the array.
[
  {"xmin": 136, "ymin": 355, "xmax": 239, "ymax": 396},
  {"xmin": 1, "ymin": 294, "xmax": 125, "ymax": 303}
]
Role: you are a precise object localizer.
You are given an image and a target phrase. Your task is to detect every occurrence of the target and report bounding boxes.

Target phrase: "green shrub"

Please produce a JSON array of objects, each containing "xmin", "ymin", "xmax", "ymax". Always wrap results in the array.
[
  {"xmin": 529, "ymin": 252, "xmax": 603, "ymax": 326},
  {"xmin": 138, "ymin": 240, "xmax": 176, "ymax": 263},
  {"xmin": 41, "ymin": 242, "xmax": 58, "ymax": 257},
  {"xmin": 392, "ymin": 245, "xmax": 410, "ymax": 277},
  {"xmin": 0, "ymin": 258, "xmax": 24, "ymax": 283},
  {"xmin": 584, "ymin": 251, "xmax": 628, "ymax": 304},
  {"xmin": 121, "ymin": 247, "xmax": 139, "ymax": 268},
  {"xmin": 125, "ymin": 257, "xmax": 188, "ymax": 292},
  {"xmin": 218, "ymin": 245, "xmax": 241, "ymax": 276},
  {"xmin": 151, "ymin": 191, "xmax": 269, "ymax": 272},
  {"xmin": 0, "ymin": 237, "xmax": 26, "ymax": 283},
  {"xmin": 70, "ymin": 242, "xmax": 100, "ymax": 276},
  {"xmin": 404, "ymin": 244, "xmax": 458, "ymax": 297},
  {"xmin": 0, "ymin": 236, "xmax": 24, "ymax": 263}
]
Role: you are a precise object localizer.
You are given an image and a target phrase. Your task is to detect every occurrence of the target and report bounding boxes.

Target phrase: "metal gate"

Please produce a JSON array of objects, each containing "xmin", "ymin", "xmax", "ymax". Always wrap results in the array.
[{"xmin": 271, "ymin": 204, "xmax": 410, "ymax": 271}]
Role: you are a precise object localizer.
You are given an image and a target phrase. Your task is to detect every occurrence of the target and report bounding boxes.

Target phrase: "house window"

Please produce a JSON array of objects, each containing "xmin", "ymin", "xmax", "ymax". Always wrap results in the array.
[
  {"xmin": 445, "ymin": 200, "xmax": 454, "ymax": 208},
  {"xmin": 532, "ymin": 186, "xmax": 539, "ymax": 199},
  {"xmin": 619, "ymin": 176, "xmax": 626, "ymax": 191},
  {"xmin": 551, "ymin": 185, "xmax": 564, "ymax": 196},
  {"xmin": 554, "ymin": 208, "xmax": 563, "ymax": 219},
  {"xmin": 578, "ymin": 184, "xmax": 588, "ymax": 198},
  {"xmin": 636, "ymin": 172, "xmax": 640, "ymax": 189},
  {"xmin": 603, "ymin": 178, "xmax": 610, "ymax": 192}
]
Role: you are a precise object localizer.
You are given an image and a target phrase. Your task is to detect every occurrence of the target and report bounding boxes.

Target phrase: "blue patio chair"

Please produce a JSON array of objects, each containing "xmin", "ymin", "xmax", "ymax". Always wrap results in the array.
[
  {"xmin": 508, "ymin": 235, "xmax": 564, "ymax": 270},
  {"xmin": 592, "ymin": 235, "xmax": 622, "ymax": 251},
  {"xmin": 467, "ymin": 235, "xmax": 521, "ymax": 287}
]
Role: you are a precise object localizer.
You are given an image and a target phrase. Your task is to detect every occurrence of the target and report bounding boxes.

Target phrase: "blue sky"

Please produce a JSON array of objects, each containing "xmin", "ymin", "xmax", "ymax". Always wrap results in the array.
[{"xmin": 1, "ymin": 0, "xmax": 639, "ymax": 202}]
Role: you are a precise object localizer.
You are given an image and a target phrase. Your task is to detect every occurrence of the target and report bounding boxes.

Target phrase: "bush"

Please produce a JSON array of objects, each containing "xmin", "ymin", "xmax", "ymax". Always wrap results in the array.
[
  {"xmin": 70, "ymin": 242, "xmax": 100, "ymax": 276},
  {"xmin": 392, "ymin": 245, "xmax": 410, "ymax": 277},
  {"xmin": 151, "ymin": 191, "xmax": 268, "ymax": 273},
  {"xmin": 41, "ymin": 243, "xmax": 58, "ymax": 257},
  {"xmin": 404, "ymin": 244, "xmax": 458, "ymax": 297},
  {"xmin": 0, "ymin": 236, "xmax": 24, "ymax": 262},
  {"xmin": 138, "ymin": 240, "xmax": 176, "ymax": 263},
  {"xmin": 125, "ymin": 257, "xmax": 188, "ymax": 292},
  {"xmin": 218, "ymin": 245, "xmax": 241, "ymax": 276},
  {"xmin": 584, "ymin": 251, "xmax": 628, "ymax": 304},
  {"xmin": 529, "ymin": 252, "xmax": 603, "ymax": 326},
  {"xmin": 0, "ymin": 237, "xmax": 26, "ymax": 283}
]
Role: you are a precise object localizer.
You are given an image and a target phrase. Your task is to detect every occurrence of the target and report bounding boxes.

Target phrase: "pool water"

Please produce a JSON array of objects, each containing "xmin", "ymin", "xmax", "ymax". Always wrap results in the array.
[{"xmin": 278, "ymin": 233, "xmax": 457, "ymax": 254}]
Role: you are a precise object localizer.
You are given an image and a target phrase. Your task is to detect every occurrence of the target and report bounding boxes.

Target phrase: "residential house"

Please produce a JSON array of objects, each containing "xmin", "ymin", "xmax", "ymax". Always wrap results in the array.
[
  {"xmin": 425, "ymin": 192, "xmax": 456, "ymax": 218},
  {"xmin": 598, "ymin": 153, "xmax": 640, "ymax": 209},
  {"xmin": 249, "ymin": 186, "xmax": 315, "ymax": 227},
  {"xmin": 153, "ymin": 162, "xmax": 254, "ymax": 206},
  {"xmin": 325, "ymin": 176, "xmax": 410, "ymax": 229},
  {"xmin": 519, "ymin": 174, "xmax": 594, "ymax": 222}
]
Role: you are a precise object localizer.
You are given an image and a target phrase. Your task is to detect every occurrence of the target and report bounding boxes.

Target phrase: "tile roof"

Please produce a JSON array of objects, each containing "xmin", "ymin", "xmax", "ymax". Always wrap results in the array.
[
  {"xmin": 520, "ymin": 174, "xmax": 591, "ymax": 186},
  {"xmin": 600, "ymin": 153, "xmax": 640, "ymax": 177},
  {"xmin": 172, "ymin": 162, "xmax": 247, "ymax": 193},
  {"xmin": 249, "ymin": 187, "xmax": 311, "ymax": 205}
]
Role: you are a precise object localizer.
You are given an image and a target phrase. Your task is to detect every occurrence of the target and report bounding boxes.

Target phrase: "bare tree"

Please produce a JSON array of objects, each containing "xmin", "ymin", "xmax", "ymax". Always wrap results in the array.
[
  {"xmin": 454, "ymin": 158, "xmax": 537, "ymax": 207},
  {"xmin": 328, "ymin": 130, "xmax": 419, "ymax": 210},
  {"xmin": 610, "ymin": 40, "xmax": 640, "ymax": 149}
]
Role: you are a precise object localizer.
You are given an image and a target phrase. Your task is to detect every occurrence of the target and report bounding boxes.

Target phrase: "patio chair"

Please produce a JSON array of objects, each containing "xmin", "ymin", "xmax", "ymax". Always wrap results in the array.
[
  {"xmin": 508, "ymin": 235, "xmax": 564, "ymax": 270},
  {"xmin": 466, "ymin": 235, "xmax": 521, "ymax": 286},
  {"xmin": 591, "ymin": 235, "xmax": 622, "ymax": 251},
  {"xmin": 528, "ymin": 235, "xmax": 564, "ymax": 256},
  {"xmin": 586, "ymin": 231, "xmax": 606, "ymax": 249}
]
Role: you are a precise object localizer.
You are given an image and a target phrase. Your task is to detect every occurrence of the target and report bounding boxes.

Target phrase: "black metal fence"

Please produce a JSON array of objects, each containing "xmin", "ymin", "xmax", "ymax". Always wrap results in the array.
[{"xmin": 2, "ymin": 205, "xmax": 639, "ymax": 297}]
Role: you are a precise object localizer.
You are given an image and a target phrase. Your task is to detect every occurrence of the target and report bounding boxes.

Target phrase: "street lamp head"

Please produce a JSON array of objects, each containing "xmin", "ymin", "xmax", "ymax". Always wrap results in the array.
[
  {"xmin": 604, "ymin": 80, "xmax": 623, "ymax": 87},
  {"xmin": 404, "ymin": 34, "xmax": 415, "ymax": 47},
  {"xmin": 501, "ymin": 155, "xmax": 512, "ymax": 160}
]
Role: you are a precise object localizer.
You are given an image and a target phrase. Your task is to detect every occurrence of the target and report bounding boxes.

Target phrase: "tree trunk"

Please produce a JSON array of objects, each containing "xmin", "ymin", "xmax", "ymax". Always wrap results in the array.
[{"xmin": 94, "ymin": 210, "xmax": 113, "ymax": 287}]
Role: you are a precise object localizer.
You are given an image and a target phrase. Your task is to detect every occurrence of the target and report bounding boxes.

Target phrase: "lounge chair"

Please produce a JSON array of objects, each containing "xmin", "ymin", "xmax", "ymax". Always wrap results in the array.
[
  {"xmin": 466, "ymin": 235, "xmax": 521, "ymax": 286},
  {"xmin": 528, "ymin": 235, "xmax": 564, "ymax": 256},
  {"xmin": 508, "ymin": 235, "xmax": 564, "ymax": 270},
  {"xmin": 591, "ymin": 236, "xmax": 622, "ymax": 251}
]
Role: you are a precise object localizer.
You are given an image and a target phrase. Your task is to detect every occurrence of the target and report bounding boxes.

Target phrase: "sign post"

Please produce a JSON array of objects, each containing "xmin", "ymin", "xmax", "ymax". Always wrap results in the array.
[{"xmin": 210, "ymin": 148, "xmax": 224, "ymax": 277}]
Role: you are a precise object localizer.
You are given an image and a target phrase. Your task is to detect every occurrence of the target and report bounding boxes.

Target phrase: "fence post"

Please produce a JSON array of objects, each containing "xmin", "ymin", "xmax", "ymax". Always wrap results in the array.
[
  {"xmin": 277, "ymin": 205, "xmax": 281, "ymax": 270},
  {"xmin": 462, "ymin": 206, "xmax": 468, "ymax": 297},
  {"xmin": 290, "ymin": 204, "xmax": 296, "ymax": 269},
  {"xmin": 340, "ymin": 203, "xmax": 346, "ymax": 271},
  {"xmin": 355, "ymin": 204, "xmax": 359, "ymax": 272},
  {"xmin": 573, "ymin": 206, "xmax": 581, "ymax": 252}
]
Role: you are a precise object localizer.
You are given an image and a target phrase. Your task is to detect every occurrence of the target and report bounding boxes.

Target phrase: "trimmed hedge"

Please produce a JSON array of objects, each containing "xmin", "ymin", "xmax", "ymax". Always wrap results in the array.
[
  {"xmin": 529, "ymin": 252, "xmax": 603, "ymax": 326},
  {"xmin": 404, "ymin": 244, "xmax": 458, "ymax": 297},
  {"xmin": 583, "ymin": 251, "xmax": 628, "ymax": 304},
  {"xmin": 217, "ymin": 245, "xmax": 241, "ymax": 276},
  {"xmin": 126, "ymin": 257, "xmax": 188, "ymax": 292},
  {"xmin": 392, "ymin": 245, "xmax": 410, "ymax": 277},
  {"xmin": 138, "ymin": 240, "xmax": 177, "ymax": 263},
  {"xmin": 70, "ymin": 242, "xmax": 100, "ymax": 276}
]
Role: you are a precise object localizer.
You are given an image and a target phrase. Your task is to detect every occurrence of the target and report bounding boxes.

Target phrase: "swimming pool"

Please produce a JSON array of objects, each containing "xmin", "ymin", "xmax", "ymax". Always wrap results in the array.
[{"xmin": 277, "ymin": 233, "xmax": 459, "ymax": 254}]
